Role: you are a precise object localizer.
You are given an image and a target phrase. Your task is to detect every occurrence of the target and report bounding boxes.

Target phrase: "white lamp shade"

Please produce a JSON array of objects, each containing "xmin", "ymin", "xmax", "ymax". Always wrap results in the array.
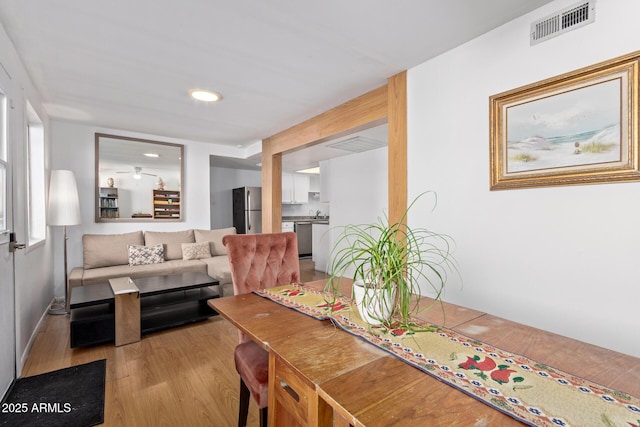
[{"xmin": 47, "ymin": 170, "xmax": 81, "ymax": 226}]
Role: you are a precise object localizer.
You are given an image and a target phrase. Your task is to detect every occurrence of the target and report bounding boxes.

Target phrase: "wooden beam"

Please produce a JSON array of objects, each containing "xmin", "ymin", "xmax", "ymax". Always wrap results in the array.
[
  {"xmin": 261, "ymin": 143, "xmax": 282, "ymax": 233},
  {"xmin": 261, "ymin": 76, "xmax": 408, "ymax": 233},
  {"xmin": 262, "ymin": 85, "xmax": 388, "ymax": 233},
  {"xmin": 266, "ymin": 85, "xmax": 388, "ymax": 155},
  {"xmin": 387, "ymin": 71, "xmax": 408, "ymax": 225}
]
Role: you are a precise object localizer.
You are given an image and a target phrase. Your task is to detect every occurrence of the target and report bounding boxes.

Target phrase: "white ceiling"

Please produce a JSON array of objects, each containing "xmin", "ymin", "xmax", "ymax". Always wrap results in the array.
[
  {"xmin": 210, "ymin": 123, "xmax": 389, "ymax": 172},
  {"xmin": 0, "ymin": 0, "xmax": 553, "ymax": 152}
]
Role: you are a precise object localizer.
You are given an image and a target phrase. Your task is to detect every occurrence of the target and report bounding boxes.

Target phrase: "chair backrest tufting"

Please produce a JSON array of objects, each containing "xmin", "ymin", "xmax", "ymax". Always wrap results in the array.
[
  {"xmin": 223, "ymin": 232, "xmax": 301, "ymax": 344},
  {"xmin": 223, "ymin": 232, "xmax": 301, "ymax": 296}
]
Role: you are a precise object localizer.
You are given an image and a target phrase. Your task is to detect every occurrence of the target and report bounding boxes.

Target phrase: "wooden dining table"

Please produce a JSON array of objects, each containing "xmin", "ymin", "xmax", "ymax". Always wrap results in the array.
[{"xmin": 207, "ymin": 279, "xmax": 640, "ymax": 426}]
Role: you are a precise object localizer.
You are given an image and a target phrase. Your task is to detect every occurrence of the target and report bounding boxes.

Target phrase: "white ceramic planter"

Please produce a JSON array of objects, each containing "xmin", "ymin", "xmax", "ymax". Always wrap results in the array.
[{"xmin": 353, "ymin": 280, "xmax": 395, "ymax": 325}]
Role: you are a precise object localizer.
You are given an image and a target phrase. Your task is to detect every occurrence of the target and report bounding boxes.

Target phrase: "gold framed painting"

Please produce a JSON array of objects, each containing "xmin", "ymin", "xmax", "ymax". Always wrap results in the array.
[{"xmin": 489, "ymin": 51, "xmax": 640, "ymax": 190}]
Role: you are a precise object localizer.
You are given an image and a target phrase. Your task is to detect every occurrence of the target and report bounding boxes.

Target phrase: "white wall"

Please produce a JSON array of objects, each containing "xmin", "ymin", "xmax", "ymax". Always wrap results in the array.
[
  {"xmin": 327, "ymin": 147, "xmax": 387, "ymax": 276},
  {"xmin": 209, "ymin": 166, "xmax": 262, "ymax": 229},
  {"xmin": 408, "ymin": 0, "xmax": 640, "ymax": 357},
  {"xmin": 0, "ymin": 22, "xmax": 53, "ymax": 375},
  {"xmin": 330, "ymin": 146, "xmax": 387, "ymax": 226},
  {"xmin": 50, "ymin": 120, "xmax": 243, "ymax": 296}
]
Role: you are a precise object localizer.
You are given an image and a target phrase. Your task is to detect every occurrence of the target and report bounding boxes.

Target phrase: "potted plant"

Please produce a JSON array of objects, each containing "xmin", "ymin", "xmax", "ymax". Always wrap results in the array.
[{"xmin": 324, "ymin": 191, "xmax": 459, "ymax": 329}]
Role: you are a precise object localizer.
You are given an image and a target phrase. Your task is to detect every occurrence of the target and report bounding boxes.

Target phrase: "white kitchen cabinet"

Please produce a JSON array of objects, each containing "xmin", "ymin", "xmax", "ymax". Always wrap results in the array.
[
  {"xmin": 309, "ymin": 174, "xmax": 320, "ymax": 192},
  {"xmin": 282, "ymin": 172, "xmax": 310, "ymax": 204},
  {"xmin": 282, "ymin": 172, "xmax": 294, "ymax": 204},
  {"xmin": 293, "ymin": 173, "xmax": 309, "ymax": 203}
]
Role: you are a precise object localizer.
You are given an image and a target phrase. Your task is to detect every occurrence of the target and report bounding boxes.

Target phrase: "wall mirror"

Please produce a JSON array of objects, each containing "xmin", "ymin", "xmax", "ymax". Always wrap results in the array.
[{"xmin": 95, "ymin": 133, "xmax": 184, "ymax": 222}]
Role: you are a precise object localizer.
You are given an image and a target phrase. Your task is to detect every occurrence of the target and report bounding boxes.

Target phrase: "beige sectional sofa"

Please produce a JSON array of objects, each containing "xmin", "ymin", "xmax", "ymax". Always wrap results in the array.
[{"xmin": 69, "ymin": 228, "xmax": 235, "ymax": 295}]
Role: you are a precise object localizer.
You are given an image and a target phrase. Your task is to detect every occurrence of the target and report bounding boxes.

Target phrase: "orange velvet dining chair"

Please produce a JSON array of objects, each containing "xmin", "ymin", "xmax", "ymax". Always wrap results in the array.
[{"xmin": 222, "ymin": 231, "xmax": 301, "ymax": 427}]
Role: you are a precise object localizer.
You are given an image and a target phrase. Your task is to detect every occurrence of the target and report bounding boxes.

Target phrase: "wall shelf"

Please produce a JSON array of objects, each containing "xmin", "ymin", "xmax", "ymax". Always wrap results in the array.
[
  {"xmin": 153, "ymin": 189, "xmax": 181, "ymax": 219},
  {"xmin": 98, "ymin": 187, "xmax": 119, "ymax": 219}
]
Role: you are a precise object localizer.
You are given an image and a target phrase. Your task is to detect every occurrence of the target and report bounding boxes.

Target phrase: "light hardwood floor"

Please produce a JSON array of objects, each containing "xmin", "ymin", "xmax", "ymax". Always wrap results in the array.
[{"xmin": 20, "ymin": 259, "xmax": 329, "ymax": 427}]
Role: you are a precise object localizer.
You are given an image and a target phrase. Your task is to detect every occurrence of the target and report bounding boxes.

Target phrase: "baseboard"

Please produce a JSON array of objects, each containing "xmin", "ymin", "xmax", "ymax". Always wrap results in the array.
[{"xmin": 17, "ymin": 298, "xmax": 54, "ymax": 376}]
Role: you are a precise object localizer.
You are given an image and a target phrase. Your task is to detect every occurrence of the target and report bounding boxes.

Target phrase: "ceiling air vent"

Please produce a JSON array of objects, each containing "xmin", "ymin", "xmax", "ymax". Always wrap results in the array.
[
  {"xmin": 530, "ymin": 0, "xmax": 595, "ymax": 46},
  {"xmin": 327, "ymin": 136, "xmax": 386, "ymax": 153}
]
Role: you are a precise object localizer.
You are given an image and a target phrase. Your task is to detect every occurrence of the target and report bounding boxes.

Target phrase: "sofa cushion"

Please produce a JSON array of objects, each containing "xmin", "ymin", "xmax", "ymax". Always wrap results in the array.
[
  {"xmin": 182, "ymin": 242, "xmax": 211, "ymax": 260},
  {"xmin": 144, "ymin": 230, "xmax": 195, "ymax": 260},
  {"xmin": 200, "ymin": 255, "xmax": 232, "ymax": 285},
  {"xmin": 128, "ymin": 244, "xmax": 164, "ymax": 266},
  {"xmin": 194, "ymin": 227, "xmax": 236, "ymax": 256},
  {"xmin": 80, "ymin": 259, "xmax": 208, "ymax": 286},
  {"xmin": 83, "ymin": 231, "xmax": 144, "ymax": 269}
]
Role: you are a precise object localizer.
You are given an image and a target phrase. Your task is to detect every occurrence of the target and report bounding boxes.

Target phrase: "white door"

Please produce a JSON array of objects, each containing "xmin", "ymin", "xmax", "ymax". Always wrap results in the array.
[{"xmin": 0, "ymin": 72, "xmax": 16, "ymax": 397}]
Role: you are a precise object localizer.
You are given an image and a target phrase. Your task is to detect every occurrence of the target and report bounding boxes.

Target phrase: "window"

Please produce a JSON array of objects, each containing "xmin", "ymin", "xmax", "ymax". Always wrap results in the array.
[{"xmin": 26, "ymin": 101, "xmax": 45, "ymax": 245}]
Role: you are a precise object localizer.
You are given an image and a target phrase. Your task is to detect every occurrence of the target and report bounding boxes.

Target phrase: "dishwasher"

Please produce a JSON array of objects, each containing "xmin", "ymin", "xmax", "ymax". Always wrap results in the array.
[{"xmin": 294, "ymin": 222, "xmax": 312, "ymax": 258}]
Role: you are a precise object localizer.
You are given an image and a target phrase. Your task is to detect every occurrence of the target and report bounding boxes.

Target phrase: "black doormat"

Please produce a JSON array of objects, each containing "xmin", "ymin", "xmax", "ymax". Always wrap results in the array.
[{"xmin": 0, "ymin": 359, "xmax": 106, "ymax": 427}]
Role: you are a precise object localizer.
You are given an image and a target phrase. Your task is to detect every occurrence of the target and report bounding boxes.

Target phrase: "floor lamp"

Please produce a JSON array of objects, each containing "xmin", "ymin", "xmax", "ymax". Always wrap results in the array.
[{"xmin": 47, "ymin": 170, "xmax": 81, "ymax": 315}]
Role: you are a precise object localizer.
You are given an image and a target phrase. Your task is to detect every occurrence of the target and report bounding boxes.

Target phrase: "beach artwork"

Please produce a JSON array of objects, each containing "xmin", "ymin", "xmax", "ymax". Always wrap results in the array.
[
  {"xmin": 490, "ymin": 52, "xmax": 640, "ymax": 190},
  {"xmin": 505, "ymin": 79, "xmax": 621, "ymax": 175}
]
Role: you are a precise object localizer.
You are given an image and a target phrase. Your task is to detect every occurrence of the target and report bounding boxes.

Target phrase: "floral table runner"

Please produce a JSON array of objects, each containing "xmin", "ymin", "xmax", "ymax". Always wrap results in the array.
[{"xmin": 255, "ymin": 284, "xmax": 640, "ymax": 427}]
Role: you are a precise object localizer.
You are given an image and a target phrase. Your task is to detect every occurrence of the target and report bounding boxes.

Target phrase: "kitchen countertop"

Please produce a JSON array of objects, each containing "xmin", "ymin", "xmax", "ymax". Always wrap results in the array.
[{"xmin": 282, "ymin": 216, "xmax": 329, "ymax": 224}]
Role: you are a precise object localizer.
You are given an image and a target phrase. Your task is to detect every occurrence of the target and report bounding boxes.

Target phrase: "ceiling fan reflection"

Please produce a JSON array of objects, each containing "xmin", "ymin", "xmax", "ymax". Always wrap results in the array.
[{"xmin": 116, "ymin": 166, "xmax": 157, "ymax": 180}]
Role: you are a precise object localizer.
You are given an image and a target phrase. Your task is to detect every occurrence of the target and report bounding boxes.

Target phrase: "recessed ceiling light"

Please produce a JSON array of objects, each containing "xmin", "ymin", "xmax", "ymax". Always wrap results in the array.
[
  {"xmin": 189, "ymin": 89, "xmax": 222, "ymax": 102},
  {"xmin": 144, "ymin": 153, "xmax": 160, "ymax": 158}
]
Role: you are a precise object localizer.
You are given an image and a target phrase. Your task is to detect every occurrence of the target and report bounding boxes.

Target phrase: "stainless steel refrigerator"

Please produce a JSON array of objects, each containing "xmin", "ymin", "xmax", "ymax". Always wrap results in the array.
[{"xmin": 232, "ymin": 186, "xmax": 262, "ymax": 234}]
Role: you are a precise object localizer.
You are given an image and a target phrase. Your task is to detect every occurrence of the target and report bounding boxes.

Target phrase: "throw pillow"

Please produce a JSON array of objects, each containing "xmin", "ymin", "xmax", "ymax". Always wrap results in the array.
[
  {"xmin": 194, "ymin": 227, "xmax": 236, "ymax": 256},
  {"xmin": 128, "ymin": 244, "xmax": 165, "ymax": 266},
  {"xmin": 182, "ymin": 242, "xmax": 211, "ymax": 260}
]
